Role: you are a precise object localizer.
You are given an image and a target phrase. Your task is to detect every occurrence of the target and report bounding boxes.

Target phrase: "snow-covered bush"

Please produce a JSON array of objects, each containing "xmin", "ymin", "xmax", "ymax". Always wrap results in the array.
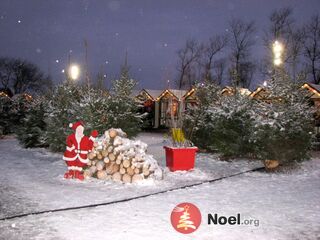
[
  {"xmin": 44, "ymin": 82, "xmax": 82, "ymax": 152},
  {"xmin": 209, "ymin": 92, "xmax": 257, "ymax": 158},
  {"xmin": 107, "ymin": 65, "xmax": 144, "ymax": 137},
  {"xmin": 183, "ymin": 82, "xmax": 221, "ymax": 151},
  {"xmin": 16, "ymin": 97, "xmax": 47, "ymax": 148},
  {"xmin": 72, "ymin": 88, "xmax": 111, "ymax": 135},
  {"xmin": 184, "ymin": 73, "xmax": 314, "ymax": 164},
  {"xmin": 10, "ymin": 94, "xmax": 33, "ymax": 127},
  {"xmin": 0, "ymin": 95, "xmax": 12, "ymax": 137},
  {"xmin": 185, "ymin": 83, "xmax": 257, "ymax": 157},
  {"xmin": 33, "ymin": 65, "xmax": 142, "ymax": 152},
  {"xmin": 0, "ymin": 94, "xmax": 32, "ymax": 137},
  {"xmin": 253, "ymin": 73, "xmax": 314, "ymax": 164}
]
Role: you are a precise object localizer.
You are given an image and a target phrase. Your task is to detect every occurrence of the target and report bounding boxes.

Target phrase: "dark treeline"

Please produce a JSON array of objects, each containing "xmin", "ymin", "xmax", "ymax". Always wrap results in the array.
[{"xmin": 0, "ymin": 57, "xmax": 52, "ymax": 96}]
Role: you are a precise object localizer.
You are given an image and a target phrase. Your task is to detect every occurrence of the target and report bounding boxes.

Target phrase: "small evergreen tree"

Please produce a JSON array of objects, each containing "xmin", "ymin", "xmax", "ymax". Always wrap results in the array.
[
  {"xmin": 10, "ymin": 94, "xmax": 32, "ymax": 128},
  {"xmin": 108, "ymin": 64, "xmax": 143, "ymax": 137},
  {"xmin": 184, "ymin": 82, "xmax": 221, "ymax": 151},
  {"xmin": 184, "ymin": 82, "xmax": 257, "ymax": 157},
  {"xmin": 74, "ymin": 88, "xmax": 110, "ymax": 135},
  {"xmin": 1, "ymin": 94, "xmax": 35, "ymax": 138},
  {"xmin": 253, "ymin": 71, "xmax": 314, "ymax": 164},
  {"xmin": 44, "ymin": 82, "xmax": 82, "ymax": 152},
  {"xmin": 209, "ymin": 91, "xmax": 257, "ymax": 157},
  {"xmin": 0, "ymin": 95, "xmax": 12, "ymax": 137},
  {"xmin": 16, "ymin": 97, "xmax": 47, "ymax": 148}
]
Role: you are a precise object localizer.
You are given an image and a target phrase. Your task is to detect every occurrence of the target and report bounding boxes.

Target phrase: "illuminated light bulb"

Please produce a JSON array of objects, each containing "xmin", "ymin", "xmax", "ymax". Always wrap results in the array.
[
  {"xmin": 274, "ymin": 58, "xmax": 282, "ymax": 66},
  {"xmin": 69, "ymin": 65, "xmax": 80, "ymax": 80},
  {"xmin": 273, "ymin": 42, "xmax": 283, "ymax": 54}
]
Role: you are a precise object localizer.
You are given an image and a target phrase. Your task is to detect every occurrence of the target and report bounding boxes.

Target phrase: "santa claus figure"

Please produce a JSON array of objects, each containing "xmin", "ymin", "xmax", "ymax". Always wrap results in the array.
[{"xmin": 63, "ymin": 121, "xmax": 98, "ymax": 180}]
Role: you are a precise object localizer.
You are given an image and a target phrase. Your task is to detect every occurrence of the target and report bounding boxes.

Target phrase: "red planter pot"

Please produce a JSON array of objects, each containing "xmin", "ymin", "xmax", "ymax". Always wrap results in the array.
[{"xmin": 164, "ymin": 146, "xmax": 198, "ymax": 171}]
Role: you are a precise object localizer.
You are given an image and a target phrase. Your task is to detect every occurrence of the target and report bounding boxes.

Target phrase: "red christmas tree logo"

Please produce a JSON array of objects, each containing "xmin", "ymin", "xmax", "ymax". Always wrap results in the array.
[{"xmin": 170, "ymin": 202, "xmax": 202, "ymax": 234}]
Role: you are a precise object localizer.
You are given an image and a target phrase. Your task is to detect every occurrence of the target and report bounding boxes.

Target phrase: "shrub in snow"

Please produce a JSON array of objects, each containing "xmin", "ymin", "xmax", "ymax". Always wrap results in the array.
[
  {"xmin": 0, "ymin": 95, "xmax": 12, "ymax": 137},
  {"xmin": 22, "ymin": 63, "xmax": 143, "ymax": 152},
  {"xmin": 107, "ymin": 64, "xmax": 144, "ymax": 137},
  {"xmin": 10, "ymin": 94, "xmax": 33, "ymax": 127},
  {"xmin": 0, "ymin": 94, "xmax": 32, "ymax": 137},
  {"xmin": 16, "ymin": 97, "xmax": 47, "ymax": 148},
  {"xmin": 184, "ymin": 82, "xmax": 221, "ymax": 151},
  {"xmin": 209, "ymin": 92, "xmax": 257, "ymax": 158},
  {"xmin": 72, "ymin": 88, "xmax": 111, "ymax": 136},
  {"xmin": 184, "ymin": 74, "xmax": 314, "ymax": 164},
  {"xmin": 44, "ymin": 82, "xmax": 82, "ymax": 152},
  {"xmin": 185, "ymin": 83, "xmax": 256, "ymax": 157},
  {"xmin": 253, "ymin": 73, "xmax": 314, "ymax": 164}
]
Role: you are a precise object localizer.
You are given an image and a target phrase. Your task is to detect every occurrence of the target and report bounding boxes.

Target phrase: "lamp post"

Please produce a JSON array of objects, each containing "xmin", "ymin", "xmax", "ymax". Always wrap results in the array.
[
  {"xmin": 69, "ymin": 64, "xmax": 80, "ymax": 81},
  {"xmin": 272, "ymin": 40, "xmax": 283, "ymax": 66}
]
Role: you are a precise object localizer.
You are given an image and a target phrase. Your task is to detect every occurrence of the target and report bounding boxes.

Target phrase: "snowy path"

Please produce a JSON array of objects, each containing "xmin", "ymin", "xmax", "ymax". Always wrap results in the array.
[
  {"xmin": 0, "ymin": 133, "xmax": 319, "ymax": 239},
  {"xmin": 0, "ymin": 133, "xmax": 261, "ymax": 219}
]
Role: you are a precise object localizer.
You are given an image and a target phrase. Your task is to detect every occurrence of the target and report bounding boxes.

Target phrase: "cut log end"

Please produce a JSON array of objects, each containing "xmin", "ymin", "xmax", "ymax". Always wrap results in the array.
[
  {"xmin": 97, "ymin": 170, "xmax": 108, "ymax": 180},
  {"xmin": 123, "ymin": 159, "xmax": 131, "ymax": 168},
  {"xmin": 132, "ymin": 174, "xmax": 144, "ymax": 183},
  {"xmin": 109, "ymin": 153, "xmax": 116, "ymax": 161},
  {"xmin": 122, "ymin": 174, "xmax": 132, "ymax": 183},
  {"xmin": 109, "ymin": 129, "xmax": 118, "ymax": 138},
  {"xmin": 112, "ymin": 172, "xmax": 122, "ymax": 182}
]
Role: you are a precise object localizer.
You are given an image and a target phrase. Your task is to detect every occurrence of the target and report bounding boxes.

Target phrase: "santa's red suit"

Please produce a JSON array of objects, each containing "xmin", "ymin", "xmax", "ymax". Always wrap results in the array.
[{"xmin": 63, "ymin": 121, "xmax": 98, "ymax": 180}]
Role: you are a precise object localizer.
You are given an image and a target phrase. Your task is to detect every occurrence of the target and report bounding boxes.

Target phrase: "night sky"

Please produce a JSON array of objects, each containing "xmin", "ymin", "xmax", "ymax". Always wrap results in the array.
[{"xmin": 0, "ymin": 0, "xmax": 319, "ymax": 89}]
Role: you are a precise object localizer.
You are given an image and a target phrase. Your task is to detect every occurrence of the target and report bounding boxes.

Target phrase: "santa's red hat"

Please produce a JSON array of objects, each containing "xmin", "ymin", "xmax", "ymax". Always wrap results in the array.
[{"xmin": 69, "ymin": 121, "xmax": 84, "ymax": 131}]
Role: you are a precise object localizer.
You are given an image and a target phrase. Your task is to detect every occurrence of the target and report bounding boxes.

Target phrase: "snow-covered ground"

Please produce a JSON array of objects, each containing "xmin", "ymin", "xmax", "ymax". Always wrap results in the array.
[{"xmin": 0, "ymin": 132, "xmax": 319, "ymax": 240}]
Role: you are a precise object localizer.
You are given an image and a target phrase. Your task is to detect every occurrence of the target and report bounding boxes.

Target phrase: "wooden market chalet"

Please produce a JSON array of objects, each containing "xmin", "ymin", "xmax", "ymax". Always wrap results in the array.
[
  {"xmin": 133, "ymin": 83, "xmax": 320, "ymax": 129},
  {"xmin": 133, "ymin": 86, "xmax": 251, "ymax": 129},
  {"xmin": 133, "ymin": 88, "xmax": 197, "ymax": 129},
  {"xmin": 2, "ymin": 83, "xmax": 320, "ymax": 130}
]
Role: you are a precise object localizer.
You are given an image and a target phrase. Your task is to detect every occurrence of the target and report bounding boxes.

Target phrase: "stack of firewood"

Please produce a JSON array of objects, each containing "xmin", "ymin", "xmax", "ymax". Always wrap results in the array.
[{"xmin": 83, "ymin": 128, "xmax": 162, "ymax": 183}]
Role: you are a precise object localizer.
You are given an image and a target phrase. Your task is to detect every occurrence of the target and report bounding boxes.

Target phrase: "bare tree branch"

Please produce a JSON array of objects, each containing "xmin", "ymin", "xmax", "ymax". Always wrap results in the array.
[
  {"xmin": 202, "ymin": 34, "xmax": 228, "ymax": 82},
  {"xmin": 176, "ymin": 39, "xmax": 202, "ymax": 89},
  {"xmin": 228, "ymin": 18, "xmax": 256, "ymax": 88},
  {"xmin": 304, "ymin": 14, "xmax": 320, "ymax": 83},
  {"xmin": 0, "ymin": 57, "xmax": 52, "ymax": 95}
]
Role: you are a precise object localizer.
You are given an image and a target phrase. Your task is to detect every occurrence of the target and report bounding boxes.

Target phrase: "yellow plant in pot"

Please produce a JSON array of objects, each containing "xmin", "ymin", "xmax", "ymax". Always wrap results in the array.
[
  {"xmin": 164, "ymin": 97, "xmax": 197, "ymax": 171},
  {"xmin": 171, "ymin": 127, "xmax": 190, "ymax": 147}
]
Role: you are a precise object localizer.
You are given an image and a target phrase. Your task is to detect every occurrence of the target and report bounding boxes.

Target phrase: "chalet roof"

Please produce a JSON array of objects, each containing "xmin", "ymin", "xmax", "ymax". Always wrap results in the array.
[
  {"xmin": 130, "ymin": 89, "xmax": 140, "ymax": 98},
  {"xmin": 221, "ymin": 86, "xmax": 251, "ymax": 96},
  {"xmin": 250, "ymin": 87, "xmax": 265, "ymax": 98},
  {"xmin": 307, "ymin": 83, "xmax": 320, "ymax": 93},
  {"xmin": 183, "ymin": 88, "xmax": 196, "ymax": 99},
  {"xmin": 155, "ymin": 89, "xmax": 189, "ymax": 101},
  {"xmin": 167, "ymin": 89, "xmax": 188, "ymax": 100},
  {"xmin": 131, "ymin": 89, "xmax": 164, "ymax": 100},
  {"xmin": 143, "ymin": 89, "xmax": 164, "ymax": 100},
  {"xmin": 302, "ymin": 83, "xmax": 320, "ymax": 99}
]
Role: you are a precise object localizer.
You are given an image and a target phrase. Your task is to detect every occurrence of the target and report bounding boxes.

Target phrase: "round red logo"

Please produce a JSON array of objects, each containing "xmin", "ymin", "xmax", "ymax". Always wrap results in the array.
[{"xmin": 170, "ymin": 202, "xmax": 202, "ymax": 234}]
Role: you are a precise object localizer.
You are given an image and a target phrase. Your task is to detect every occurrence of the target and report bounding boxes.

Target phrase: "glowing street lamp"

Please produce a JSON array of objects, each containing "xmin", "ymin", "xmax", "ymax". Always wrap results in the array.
[
  {"xmin": 272, "ymin": 40, "xmax": 283, "ymax": 66},
  {"xmin": 69, "ymin": 64, "xmax": 80, "ymax": 80},
  {"xmin": 274, "ymin": 58, "xmax": 282, "ymax": 66}
]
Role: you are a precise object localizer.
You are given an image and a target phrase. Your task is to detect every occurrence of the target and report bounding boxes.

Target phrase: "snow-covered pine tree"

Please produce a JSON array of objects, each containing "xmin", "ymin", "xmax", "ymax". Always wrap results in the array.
[
  {"xmin": 10, "ymin": 94, "xmax": 33, "ymax": 133},
  {"xmin": 208, "ymin": 89, "xmax": 257, "ymax": 157},
  {"xmin": 107, "ymin": 63, "xmax": 144, "ymax": 137},
  {"xmin": 44, "ymin": 82, "xmax": 82, "ymax": 152},
  {"xmin": 16, "ymin": 97, "xmax": 47, "ymax": 148},
  {"xmin": 73, "ymin": 88, "xmax": 110, "ymax": 135},
  {"xmin": 184, "ymin": 81, "xmax": 221, "ymax": 151},
  {"xmin": 253, "ymin": 69, "xmax": 314, "ymax": 164},
  {"xmin": 184, "ymin": 81, "xmax": 257, "ymax": 156},
  {"xmin": 0, "ymin": 94, "xmax": 12, "ymax": 137}
]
